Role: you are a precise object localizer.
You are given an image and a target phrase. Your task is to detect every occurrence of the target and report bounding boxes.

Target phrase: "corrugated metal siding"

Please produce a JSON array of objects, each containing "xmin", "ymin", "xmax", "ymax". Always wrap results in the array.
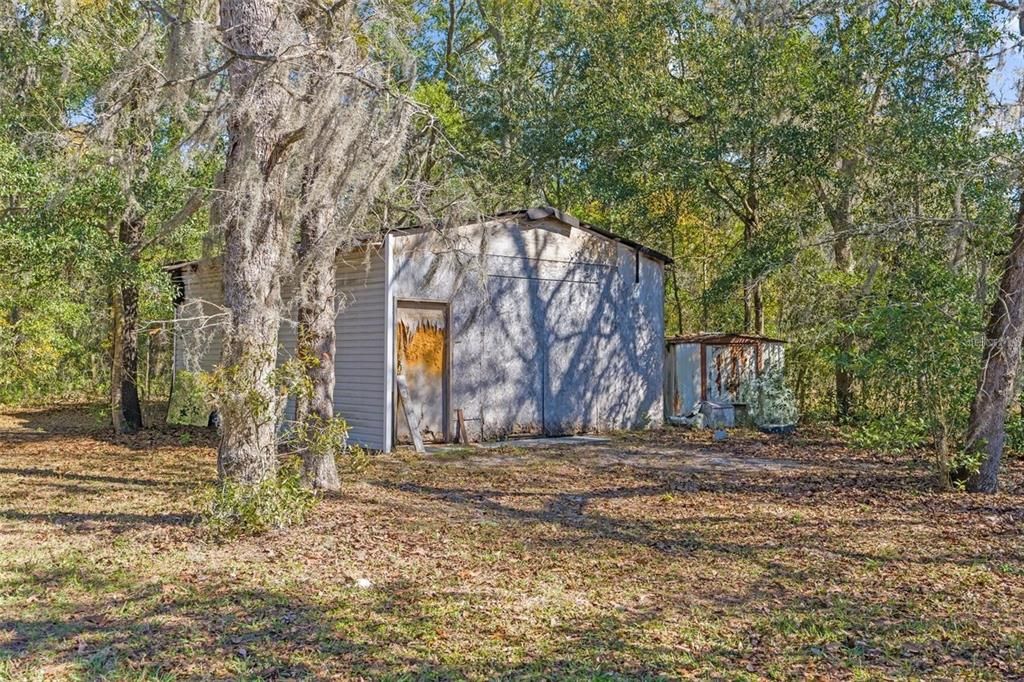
[
  {"xmin": 664, "ymin": 340, "xmax": 786, "ymax": 416},
  {"xmin": 667, "ymin": 343, "xmax": 702, "ymax": 417},
  {"xmin": 763, "ymin": 342, "xmax": 785, "ymax": 371},
  {"xmin": 172, "ymin": 250, "xmax": 388, "ymax": 451},
  {"xmin": 707, "ymin": 344, "xmax": 757, "ymax": 405}
]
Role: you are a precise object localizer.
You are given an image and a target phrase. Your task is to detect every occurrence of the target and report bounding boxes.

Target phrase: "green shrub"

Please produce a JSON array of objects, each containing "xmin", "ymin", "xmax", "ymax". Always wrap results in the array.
[
  {"xmin": 739, "ymin": 366, "xmax": 798, "ymax": 427},
  {"xmin": 167, "ymin": 370, "xmax": 212, "ymax": 426},
  {"xmin": 345, "ymin": 444, "xmax": 372, "ymax": 474},
  {"xmin": 850, "ymin": 414, "xmax": 929, "ymax": 454},
  {"xmin": 288, "ymin": 414, "xmax": 374, "ymax": 477},
  {"xmin": 289, "ymin": 414, "xmax": 348, "ymax": 457},
  {"xmin": 947, "ymin": 446, "xmax": 985, "ymax": 490},
  {"xmin": 198, "ymin": 458, "xmax": 318, "ymax": 541},
  {"xmin": 1005, "ymin": 414, "xmax": 1024, "ymax": 456}
]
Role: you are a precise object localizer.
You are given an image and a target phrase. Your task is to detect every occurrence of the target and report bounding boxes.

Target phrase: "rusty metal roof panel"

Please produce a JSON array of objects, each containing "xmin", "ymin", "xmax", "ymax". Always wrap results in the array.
[{"xmin": 666, "ymin": 333, "xmax": 787, "ymax": 345}]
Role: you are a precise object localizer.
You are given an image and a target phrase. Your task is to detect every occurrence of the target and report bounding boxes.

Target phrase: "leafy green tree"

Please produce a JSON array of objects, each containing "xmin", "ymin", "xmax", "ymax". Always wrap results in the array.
[{"xmin": 0, "ymin": 0, "xmax": 214, "ymax": 422}]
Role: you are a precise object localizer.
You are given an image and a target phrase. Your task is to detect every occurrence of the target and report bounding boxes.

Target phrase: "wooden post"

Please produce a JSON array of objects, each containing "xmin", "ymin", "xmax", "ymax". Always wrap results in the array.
[
  {"xmin": 396, "ymin": 373, "xmax": 425, "ymax": 453},
  {"xmin": 700, "ymin": 342, "xmax": 708, "ymax": 401},
  {"xmin": 455, "ymin": 408, "xmax": 469, "ymax": 445}
]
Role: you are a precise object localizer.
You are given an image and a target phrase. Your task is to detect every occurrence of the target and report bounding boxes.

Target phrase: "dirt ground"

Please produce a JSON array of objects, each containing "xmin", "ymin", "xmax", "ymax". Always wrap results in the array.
[{"xmin": 1, "ymin": 405, "xmax": 1023, "ymax": 680}]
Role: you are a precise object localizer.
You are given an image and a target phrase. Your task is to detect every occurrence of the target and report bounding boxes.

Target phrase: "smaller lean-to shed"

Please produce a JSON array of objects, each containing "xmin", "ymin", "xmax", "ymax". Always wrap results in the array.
[{"xmin": 665, "ymin": 333, "xmax": 785, "ymax": 419}]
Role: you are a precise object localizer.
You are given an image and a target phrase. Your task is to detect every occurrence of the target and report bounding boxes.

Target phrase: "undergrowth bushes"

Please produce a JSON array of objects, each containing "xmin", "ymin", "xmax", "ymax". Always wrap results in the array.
[
  {"xmin": 198, "ymin": 457, "xmax": 318, "ymax": 541},
  {"xmin": 849, "ymin": 415, "xmax": 930, "ymax": 454},
  {"xmin": 1004, "ymin": 414, "xmax": 1024, "ymax": 456}
]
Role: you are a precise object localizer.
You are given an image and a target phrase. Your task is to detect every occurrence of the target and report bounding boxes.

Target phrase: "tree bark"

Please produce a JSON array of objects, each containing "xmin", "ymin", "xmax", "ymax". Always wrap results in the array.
[
  {"xmin": 295, "ymin": 210, "xmax": 341, "ymax": 491},
  {"xmin": 110, "ymin": 288, "xmax": 125, "ymax": 432},
  {"xmin": 741, "ymin": 215, "xmax": 764, "ymax": 335},
  {"xmin": 116, "ymin": 217, "xmax": 144, "ymax": 433},
  {"xmin": 834, "ymin": 225, "xmax": 855, "ymax": 423},
  {"xmin": 752, "ymin": 281, "xmax": 764, "ymax": 336},
  {"xmin": 815, "ymin": 159, "xmax": 858, "ymax": 423},
  {"xmin": 216, "ymin": 0, "xmax": 294, "ymax": 485},
  {"xmin": 953, "ymin": 191, "xmax": 1024, "ymax": 493},
  {"xmin": 150, "ymin": 325, "xmax": 169, "ymax": 397},
  {"xmin": 668, "ymin": 218, "xmax": 684, "ymax": 334},
  {"xmin": 743, "ymin": 218, "xmax": 753, "ymax": 333},
  {"xmin": 835, "ymin": 345, "xmax": 854, "ymax": 422},
  {"xmin": 118, "ymin": 285, "xmax": 143, "ymax": 431}
]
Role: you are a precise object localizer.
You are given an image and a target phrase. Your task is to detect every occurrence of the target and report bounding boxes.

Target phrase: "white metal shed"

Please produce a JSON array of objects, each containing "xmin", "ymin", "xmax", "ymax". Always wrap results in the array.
[{"xmin": 170, "ymin": 207, "xmax": 670, "ymax": 451}]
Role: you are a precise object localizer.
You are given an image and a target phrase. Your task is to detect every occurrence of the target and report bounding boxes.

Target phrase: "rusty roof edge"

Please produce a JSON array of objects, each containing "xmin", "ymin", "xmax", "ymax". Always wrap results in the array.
[
  {"xmin": 667, "ymin": 333, "xmax": 788, "ymax": 344},
  {"xmin": 578, "ymin": 221, "xmax": 674, "ymax": 265}
]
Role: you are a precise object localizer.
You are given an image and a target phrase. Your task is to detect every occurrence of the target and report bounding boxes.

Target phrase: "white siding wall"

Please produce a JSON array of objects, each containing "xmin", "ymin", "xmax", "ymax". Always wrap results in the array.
[
  {"xmin": 333, "ymin": 250, "xmax": 388, "ymax": 449},
  {"xmin": 171, "ymin": 218, "xmax": 664, "ymax": 451},
  {"xmin": 173, "ymin": 259, "xmax": 226, "ymax": 374},
  {"xmin": 172, "ymin": 249, "xmax": 389, "ymax": 450}
]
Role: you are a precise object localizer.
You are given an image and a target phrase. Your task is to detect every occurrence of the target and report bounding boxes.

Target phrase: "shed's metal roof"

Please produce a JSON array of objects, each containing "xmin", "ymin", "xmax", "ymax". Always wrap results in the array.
[
  {"xmin": 490, "ymin": 206, "xmax": 674, "ymax": 264},
  {"xmin": 162, "ymin": 259, "xmax": 197, "ymax": 272},
  {"xmin": 384, "ymin": 206, "xmax": 673, "ymax": 264},
  {"xmin": 666, "ymin": 333, "xmax": 787, "ymax": 345},
  {"xmin": 164, "ymin": 205, "xmax": 674, "ymax": 271}
]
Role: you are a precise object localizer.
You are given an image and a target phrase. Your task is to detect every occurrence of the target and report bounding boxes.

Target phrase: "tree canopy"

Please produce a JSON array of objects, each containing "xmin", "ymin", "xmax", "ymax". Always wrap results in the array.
[{"xmin": 2, "ymin": 0, "xmax": 1023, "ymax": 488}]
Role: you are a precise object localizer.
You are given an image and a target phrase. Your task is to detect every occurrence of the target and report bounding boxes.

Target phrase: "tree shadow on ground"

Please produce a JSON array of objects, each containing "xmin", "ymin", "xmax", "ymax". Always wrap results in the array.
[
  {"xmin": 0, "ymin": 402, "xmax": 217, "ymax": 452},
  {"xmin": 0, "ymin": 559, "xmax": 696, "ymax": 679},
  {"xmin": 2, "ymin": 568, "xmax": 343, "ymax": 678},
  {"xmin": 372, "ymin": 441, "xmax": 1024, "ymax": 573},
  {"xmin": 8, "ymin": 549, "xmax": 1016, "ymax": 679},
  {"xmin": 0, "ymin": 509, "xmax": 194, "ymax": 531},
  {"xmin": 4, "ymin": 418, "xmax": 1024, "ymax": 678},
  {"xmin": 0, "ymin": 467, "xmax": 182, "ymax": 488}
]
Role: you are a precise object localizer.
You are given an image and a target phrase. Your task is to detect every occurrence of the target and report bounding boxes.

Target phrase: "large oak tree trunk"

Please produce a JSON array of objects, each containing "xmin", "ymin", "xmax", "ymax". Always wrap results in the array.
[
  {"xmin": 295, "ymin": 211, "xmax": 341, "ymax": 491},
  {"xmin": 953, "ymin": 192, "xmax": 1024, "ymax": 493},
  {"xmin": 216, "ymin": 0, "xmax": 293, "ymax": 485}
]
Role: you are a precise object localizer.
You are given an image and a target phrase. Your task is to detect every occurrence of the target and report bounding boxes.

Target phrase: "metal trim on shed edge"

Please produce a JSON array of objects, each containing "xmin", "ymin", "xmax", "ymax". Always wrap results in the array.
[{"xmin": 383, "ymin": 233, "xmax": 395, "ymax": 453}]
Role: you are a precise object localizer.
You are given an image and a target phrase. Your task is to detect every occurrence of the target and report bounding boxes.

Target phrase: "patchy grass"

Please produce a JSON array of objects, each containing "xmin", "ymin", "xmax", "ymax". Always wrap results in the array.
[{"xmin": 1, "ymin": 405, "xmax": 1023, "ymax": 680}]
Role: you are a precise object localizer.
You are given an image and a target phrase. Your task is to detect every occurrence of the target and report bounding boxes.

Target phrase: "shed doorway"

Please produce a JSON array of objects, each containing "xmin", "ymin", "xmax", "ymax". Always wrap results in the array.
[{"xmin": 394, "ymin": 301, "xmax": 450, "ymax": 444}]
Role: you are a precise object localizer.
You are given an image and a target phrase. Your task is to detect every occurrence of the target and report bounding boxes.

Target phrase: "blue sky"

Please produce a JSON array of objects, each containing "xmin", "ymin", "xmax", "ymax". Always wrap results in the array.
[{"xmin": 990, "ymin": 49, "xmax": 1023, "ymax": 105}]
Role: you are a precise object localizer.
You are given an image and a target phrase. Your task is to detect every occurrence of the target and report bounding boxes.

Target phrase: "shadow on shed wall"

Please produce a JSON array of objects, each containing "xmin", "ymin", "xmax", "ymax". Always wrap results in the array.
[{"xmin": 390, "ymin": 218, "xmax": 664, "ymax": 440}]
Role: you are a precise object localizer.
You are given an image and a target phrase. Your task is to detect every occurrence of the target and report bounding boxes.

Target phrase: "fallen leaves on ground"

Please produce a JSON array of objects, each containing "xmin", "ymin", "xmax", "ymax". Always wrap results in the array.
[{"xmin": 0, "ymin": 404, "xmax": 1022, "ymax": 680}]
